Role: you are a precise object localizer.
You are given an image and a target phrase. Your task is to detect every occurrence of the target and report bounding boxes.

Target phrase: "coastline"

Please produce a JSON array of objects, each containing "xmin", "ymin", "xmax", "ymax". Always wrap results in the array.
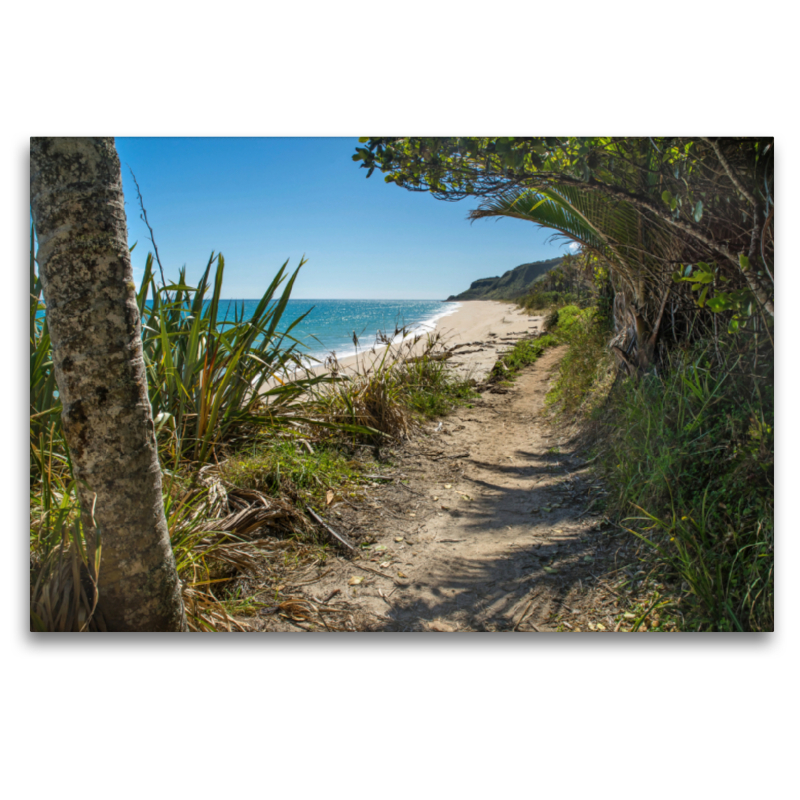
[{"xmin": 275, "ymin": 300, "xmax": 543, "ymax": 388}]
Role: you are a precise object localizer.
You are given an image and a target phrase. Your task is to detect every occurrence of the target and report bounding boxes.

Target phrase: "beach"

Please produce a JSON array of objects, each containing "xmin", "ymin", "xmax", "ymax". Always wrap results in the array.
[{"xmin": 293, "ymin": 300, "xmax": 543, "ymax": 384}]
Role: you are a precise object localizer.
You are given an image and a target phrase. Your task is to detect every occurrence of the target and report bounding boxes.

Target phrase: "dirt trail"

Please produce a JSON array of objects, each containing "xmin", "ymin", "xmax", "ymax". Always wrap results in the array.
[{"xmin": 262, "ymin": 341, "xmax": 639, "ymax": 632}]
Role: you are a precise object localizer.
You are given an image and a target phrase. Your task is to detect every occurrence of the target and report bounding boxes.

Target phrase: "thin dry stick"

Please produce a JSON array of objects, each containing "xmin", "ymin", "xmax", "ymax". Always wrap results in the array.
[
  {"xmin": 306, "ymin": 507, "xmax": 355, "ymax": 551},
  {"xmin": 128, "ymin": 168, "xmax": 168, "ymax": 289},
  {"xmin": 322, "ymin": 588, "xmax": 341, "ymax": 604},
  {"xmin": 513, "ymin": 597, "xmax": 537, "ymax": 631},
  {"xmin": 350, "ymin": 562, "xmax": 395, "ymax": 580}
]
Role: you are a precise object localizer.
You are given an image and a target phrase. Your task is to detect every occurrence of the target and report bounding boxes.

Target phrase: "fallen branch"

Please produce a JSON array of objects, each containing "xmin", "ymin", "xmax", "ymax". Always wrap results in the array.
[
  {"xmin": 306, "ymin": 507, "xmax": 356, "ymax": 551},
  {"xmin": 513, "ymin": 597, "xmax": 541, "ymax": 632}
]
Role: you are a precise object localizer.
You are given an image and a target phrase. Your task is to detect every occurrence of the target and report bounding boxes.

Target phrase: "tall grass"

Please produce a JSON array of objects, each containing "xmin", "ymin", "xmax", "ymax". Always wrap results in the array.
[
  {"xmin": 596, "ymin": 339, "xmax": 773, "ymax": 630},
  {"xmin": 308, "ymin": 330, "xmax": 476, "ymax": 440},
  {"xmin": 537, "ymin": 295, "xmax": 773, "ymax": 630},
  {"xmin": 545, "ymin": 305, "xmax": 614, "ymax": 416}
]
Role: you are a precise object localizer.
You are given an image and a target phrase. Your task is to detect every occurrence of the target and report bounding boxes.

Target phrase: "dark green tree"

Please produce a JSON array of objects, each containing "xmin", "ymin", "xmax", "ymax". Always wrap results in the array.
[{"xmin": 353, "ymin": 137, "xmax": 773, "ymax": 319}]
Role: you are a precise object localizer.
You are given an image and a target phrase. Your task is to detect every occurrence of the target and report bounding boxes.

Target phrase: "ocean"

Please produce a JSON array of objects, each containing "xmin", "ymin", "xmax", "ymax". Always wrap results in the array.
[{"xmin": 217, "ymin": 298, "xmax": 462, "ymax": 364}]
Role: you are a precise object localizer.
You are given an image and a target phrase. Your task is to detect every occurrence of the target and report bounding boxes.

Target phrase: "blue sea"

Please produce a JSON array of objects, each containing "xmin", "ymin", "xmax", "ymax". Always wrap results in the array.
[{"xmin": 217, "ymin": 298, "xmax": 462, "ymax": 364}]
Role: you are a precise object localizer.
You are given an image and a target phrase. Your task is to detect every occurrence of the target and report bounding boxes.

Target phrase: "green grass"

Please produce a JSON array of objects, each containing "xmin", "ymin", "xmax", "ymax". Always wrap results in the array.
[
  {"xmin": 487, "ymin": 334, "xmax": 557, "ymax": 383},
  {"xmin": 596, "ymin": 339, "xmax": 773, "ymax": 631},
  {"xmin": 545, "ymin": 306, "xmax": 613, "ymax": 416},
  {"xmin": 221, "ymin": 436, "xmax": 368, "ymax": 507},
  {"xmin": 531, "ymin": 295, "xmax": 773, "ymax": 631}
]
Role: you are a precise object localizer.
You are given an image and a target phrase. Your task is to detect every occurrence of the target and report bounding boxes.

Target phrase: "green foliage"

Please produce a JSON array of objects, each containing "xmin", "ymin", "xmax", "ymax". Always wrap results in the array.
[
  {"xmin": 673, "ymin": 261, "xmax": 765, "ymax": 335},
  {"xmin": 545, "ymin": 307, "xmax": 612, "ymax": 416},
  {"xmin": 487, "ymin": 335, "xmax": 556, "ymax": 383},
  {"xmin": 137, "ymin": 252, "xmax": 331, "ymax": 463},
  {"xmin": 221, "ymin": 438, "xmax": 364, "ymax": 506},
  {"xmin": 354, "ymin": 136, "xmax": 775, "ymax": 340},
  {"xmin": 518, "ymin": 289, "xmax": 584, "ymax": 314},
  {"xmin": 597, "ymin": 339, "xmax": 773, "ymax": 631}
]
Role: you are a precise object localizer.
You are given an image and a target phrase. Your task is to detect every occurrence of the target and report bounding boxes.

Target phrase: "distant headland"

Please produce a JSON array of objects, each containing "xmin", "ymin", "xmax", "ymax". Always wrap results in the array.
[{"xmin": 446, "ymin": 256, "xmax": 564, "ymax": 301}]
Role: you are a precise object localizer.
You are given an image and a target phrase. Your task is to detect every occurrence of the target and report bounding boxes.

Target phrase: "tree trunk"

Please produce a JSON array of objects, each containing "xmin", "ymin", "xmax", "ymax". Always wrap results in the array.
[{"xmin": 30, "ymin": 137, "xmax": 186, "ymax": 632}]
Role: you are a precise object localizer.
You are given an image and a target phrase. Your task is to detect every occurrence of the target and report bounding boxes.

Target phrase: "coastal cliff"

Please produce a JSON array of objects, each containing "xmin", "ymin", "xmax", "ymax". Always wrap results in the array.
[{"xmin": 446, "ymin": 256, "xmax": 563, "ymax": 301}]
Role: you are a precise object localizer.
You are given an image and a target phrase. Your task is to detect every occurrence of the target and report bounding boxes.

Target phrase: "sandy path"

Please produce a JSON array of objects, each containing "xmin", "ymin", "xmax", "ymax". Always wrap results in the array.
[{"xmin": 261, "ymin": 342, "xmax": 639, "ymax": 633}]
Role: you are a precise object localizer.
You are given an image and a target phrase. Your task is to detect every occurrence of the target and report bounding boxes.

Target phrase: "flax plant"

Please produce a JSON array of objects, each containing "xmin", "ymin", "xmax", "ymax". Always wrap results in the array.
[{"xmin": 137, "ymin": 252, "xmax": 331, "ymax": 462}]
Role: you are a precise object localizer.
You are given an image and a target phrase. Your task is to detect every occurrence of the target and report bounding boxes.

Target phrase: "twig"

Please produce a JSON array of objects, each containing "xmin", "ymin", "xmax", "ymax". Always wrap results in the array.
[
  {"xmin": 351, "ymin": 562, "xmax": 395, "ymax": 580},
  {"xmin": 306, "ymin": 507, "xmax": 356, "ymax": 551},
  {"xmin": 291, "ymin": 569, "xmax": 332, "ymax": 587},
  {"xmin": 128, "ymin": 167, "xmax": 168, "ymax": 290},
  {"xmin": 322, "ymin": 589, "xmax": 341, "ymax": 604},
  {"xmin": 395, "ymin": 481, "xmax": 425, "ymax": 497},
  {"xmin": 432, "ymin": 452, "xmax": 470, "ymax": 461},
  {"xmin": 513, "ymin": 597, "xmax": 537, "ymax": 631},
  {"xmin": 577, "ymin": 501, "xmax": 598, "ymax": 519}
]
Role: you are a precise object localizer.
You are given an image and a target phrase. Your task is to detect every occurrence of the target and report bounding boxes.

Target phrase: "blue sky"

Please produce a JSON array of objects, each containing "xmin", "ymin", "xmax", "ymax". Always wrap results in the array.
[{"xmin": 115, "ymin": 138, "xmax": 573, "ymax": 299}]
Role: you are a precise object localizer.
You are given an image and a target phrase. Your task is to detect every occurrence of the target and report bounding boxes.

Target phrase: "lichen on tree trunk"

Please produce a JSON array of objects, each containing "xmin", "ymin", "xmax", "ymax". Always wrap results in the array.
[{"xmin": 30, "ymin": 137, "xmax": 186, "ymax": 632}]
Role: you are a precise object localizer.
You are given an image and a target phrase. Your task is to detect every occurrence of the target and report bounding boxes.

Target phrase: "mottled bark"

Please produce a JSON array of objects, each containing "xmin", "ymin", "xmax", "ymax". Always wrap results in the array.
[{"xmin": 30, "ymin": 137, "xmax": 186, "ymax": 632}]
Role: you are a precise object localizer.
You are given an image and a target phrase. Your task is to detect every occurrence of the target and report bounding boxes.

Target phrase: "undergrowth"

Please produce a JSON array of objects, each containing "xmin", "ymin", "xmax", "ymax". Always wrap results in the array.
[
  {"xmin": 487, "ymin": 334, "xmax": 556, "ymax": 383},
  {"xmin": 597, "ymin": 338, "xmax": 774, "ymax": 631},
  {"xmin": 221, "ymin": 436, "xmax": 368, "ymax": 507},
  {"xmin": 545, "ymin": 305, "xmax": 613, "ymax": 416},
  {"xmin": 309, "ymin": 331, "xmax": 478, "ymax": 440},
  {"xmin": 542, "ymin": 299, "xmax": 774, "ymax": 631},
  {"xmin": 31, "ymin": 238, "xmax": 480, "ymax": 631},
  {"xmin": 516, "ymin": 288, "xmax": 591, "ymax": 315}
]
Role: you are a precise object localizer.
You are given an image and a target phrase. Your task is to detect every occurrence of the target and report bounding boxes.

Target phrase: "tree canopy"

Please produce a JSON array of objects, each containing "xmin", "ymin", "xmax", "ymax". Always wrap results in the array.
[{"xmin": 353, "ymin": 137, "xmax": 774, "ymax": 326}]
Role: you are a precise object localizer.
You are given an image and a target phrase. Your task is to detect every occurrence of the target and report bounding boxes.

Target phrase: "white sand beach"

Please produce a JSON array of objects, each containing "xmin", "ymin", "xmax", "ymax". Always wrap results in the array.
[{"xmin": 286, "ymin": 301, "xmax": 544, "ymax": 385}]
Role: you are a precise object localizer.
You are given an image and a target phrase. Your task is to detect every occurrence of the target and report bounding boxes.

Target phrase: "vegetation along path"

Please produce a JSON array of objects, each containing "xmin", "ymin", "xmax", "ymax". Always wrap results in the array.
[{"xmin": 262, "ymin": 345, "xmax": 648, "ymax": 633}]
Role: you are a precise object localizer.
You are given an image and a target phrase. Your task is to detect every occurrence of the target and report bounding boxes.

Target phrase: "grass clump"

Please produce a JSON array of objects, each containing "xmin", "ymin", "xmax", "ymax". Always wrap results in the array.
[
  {"xmin": 596, "ymin": 338, "xmax": 773, "ymax": 631},
  {"xmin": 310, "ymin": 331, "xmax": 477, "ymax": 440},
  {"xmin": 487, "ymin": 335, "xmax": 557, "ymax": 384},
  {"xmin": 137, "ymin": 251, "xmax": 329, "ymax": 464},
  {"xmin": 545, "ymin": 306, "xmax": 613, "ymax": 416},
  {"xmin": 221, "ymin": 437, "xmax": 365, "ymax": 506},
  {"xmin": 401, "ymin": 349, "xmax": 478, "ymax": 417}
]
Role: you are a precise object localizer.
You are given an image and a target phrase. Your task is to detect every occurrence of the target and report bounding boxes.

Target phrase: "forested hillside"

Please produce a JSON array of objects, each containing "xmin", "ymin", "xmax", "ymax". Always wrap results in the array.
[{"xmin": 446, "ymin": 256, "xmax": 563, "ymax": 300}]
